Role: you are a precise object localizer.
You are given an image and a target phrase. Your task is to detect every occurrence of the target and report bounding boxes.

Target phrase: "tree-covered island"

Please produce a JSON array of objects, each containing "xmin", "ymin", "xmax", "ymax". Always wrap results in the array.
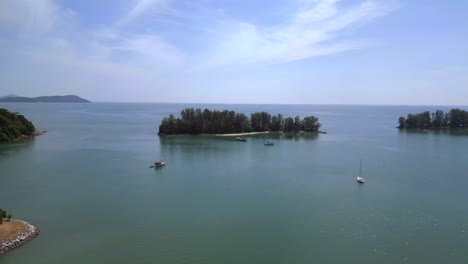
[
  {"xmin": 158, "ymin": 108, "xmax": 322, "ymax": 135},
  {"xmin": 0, "ymin": 108, "xmax": 41, "ymax": 143},
  {"xmin": 398, "ymin": 108, "xmax": 468, "ymax": 129}
]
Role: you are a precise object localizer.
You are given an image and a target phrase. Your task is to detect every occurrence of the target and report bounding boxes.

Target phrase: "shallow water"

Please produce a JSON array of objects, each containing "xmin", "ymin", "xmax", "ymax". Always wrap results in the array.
[{"xmin": 0, "ymin": 103, "xmax": 467, "ymax": 263}]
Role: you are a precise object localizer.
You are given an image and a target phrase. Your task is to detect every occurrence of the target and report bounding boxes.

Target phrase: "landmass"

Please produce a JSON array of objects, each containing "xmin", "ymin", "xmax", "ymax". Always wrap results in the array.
[
  {"xmin": 158, "ymin": 108, "xmax": 322, "ymax": 136},
  {"xmin": 0, "ymin": 108, "xmax": 46, "ymax": 143},
  {"xmin": 0, "ymin": 95, "xmax": 90, "ymax": 103},
  {"xmin": 397, "ymin": 108, "xmax": 468, "ymax": 130},
  {"xmin": 0, "ymin": 209, "xmax": 39, "ymax": 255}
]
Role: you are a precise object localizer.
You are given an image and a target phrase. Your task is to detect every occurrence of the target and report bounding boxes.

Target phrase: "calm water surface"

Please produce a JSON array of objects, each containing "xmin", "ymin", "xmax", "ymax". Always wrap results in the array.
[{"xmin": 0, "ymin": 103, "xmax": 467, "ymax": 264}]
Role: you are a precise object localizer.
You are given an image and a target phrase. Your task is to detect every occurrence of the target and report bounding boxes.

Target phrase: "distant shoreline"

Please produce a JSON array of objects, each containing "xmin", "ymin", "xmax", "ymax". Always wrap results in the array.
[
  {"xmin": 0, "ymin": 95, "xmax": 90, "ymax": 103},
  {"xmin": 398, "ymin": 127, "xmax": 468, "ymax": 131},
  {"xmin": 158, "ymin": 130, "xmax": 327, "ymax": 137}
]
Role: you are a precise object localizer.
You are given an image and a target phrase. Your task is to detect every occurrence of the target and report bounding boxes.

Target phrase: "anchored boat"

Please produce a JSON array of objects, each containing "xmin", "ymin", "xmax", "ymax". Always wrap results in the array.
[
  {"xmin": 155, "ymin": 148, "xmax": 166, "ymax": 168},
  {"xmin": 357, "ymin": 160, "xmax": 364, "ymax": 183}
]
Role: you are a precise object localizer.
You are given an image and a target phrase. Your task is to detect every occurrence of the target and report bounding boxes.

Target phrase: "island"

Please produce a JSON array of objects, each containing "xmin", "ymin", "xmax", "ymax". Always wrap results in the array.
[
  {"xmin": 0, "ymin": 95, "xmax": 90, "ymax": 103},
  {"xmin": 158, "ymin": 108, "xmax": 322, "ymax": 136},
  {"xmin": 397, "ymin": 108, "xmax": 468, "ymax": 129},
  {"xmin": 0, "ymin": 209, "xmax": 39, "ymax": 255},
  {"xmin": 0, "ymin": 108, "xmax": 45, "ymax": 143}
]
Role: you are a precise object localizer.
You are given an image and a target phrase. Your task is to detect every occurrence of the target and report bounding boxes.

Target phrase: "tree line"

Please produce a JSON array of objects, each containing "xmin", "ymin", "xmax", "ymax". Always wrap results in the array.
[
  {"xmin": 0, "ymin": 108, "xmax": 36, "ymax": 143},
  {"xmin": 398, "ymin": 109, "xmax": 468, "ymax": 129},
  {"xmin": 158, "ymin": 108, "xmax": 321, "ymax": 135}
]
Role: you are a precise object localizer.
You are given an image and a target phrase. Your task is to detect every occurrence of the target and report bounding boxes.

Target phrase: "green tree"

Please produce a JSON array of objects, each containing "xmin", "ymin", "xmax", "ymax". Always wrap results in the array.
[
  {"xmin": 431, "ymin": 110, "xmax": 445, "ymax": 128},
  {"xmin": 398, "ymin": 117, "xmax": 406, "ymax": 129},
  {"xmin": 302, "ymin": 116, "xmax": 321, "ymax": 132},
  {"xmin": 293, "ymin": 116, "xmax": 302, "ymax": 132},
  {"xmin": 284, "ymin": 117, "xmax": 294, "ymax": 132},
  {"xmin": 0, "ymin": 209, "xmax": 6, "ymax": 218}
]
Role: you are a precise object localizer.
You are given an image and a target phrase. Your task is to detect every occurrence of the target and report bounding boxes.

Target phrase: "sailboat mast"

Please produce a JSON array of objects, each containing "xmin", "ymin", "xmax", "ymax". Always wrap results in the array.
[{"xmin": 359, "ymin": 160, "xmax": 362, "ymax": 176}]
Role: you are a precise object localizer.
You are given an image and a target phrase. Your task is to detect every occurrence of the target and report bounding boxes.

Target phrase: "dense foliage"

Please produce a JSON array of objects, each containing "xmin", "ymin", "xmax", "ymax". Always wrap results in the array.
[
  {"xmin": 0, "ymin": 209, "xmax": 13, "ymax": 224},
  {"xmin": 398, "ymin": 109, "xmax": 468, "ymax": 129},
  {"xmin": 0, "ymin": 108, "xmax": 36, "ymax": 143},
  {"xmin": 159, "ymin": 108, "xmax": 321, "ymax": 135}
]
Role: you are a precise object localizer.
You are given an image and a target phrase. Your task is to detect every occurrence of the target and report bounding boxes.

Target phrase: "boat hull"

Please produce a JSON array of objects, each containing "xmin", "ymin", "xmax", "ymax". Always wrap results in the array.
[{"xmin": 155, "ymin": 161, "xmax": 166, "ymax": 168}]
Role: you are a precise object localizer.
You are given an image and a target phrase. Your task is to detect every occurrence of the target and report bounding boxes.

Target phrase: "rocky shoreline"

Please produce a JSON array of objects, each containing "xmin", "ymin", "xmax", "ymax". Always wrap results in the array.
[
  {"xmin": 2, "ymin": 131, "xmax": 47, "ymax": 144},
  {"xmin": 0, "ymin": 220, "xmax": 40, "ymax": 255}
]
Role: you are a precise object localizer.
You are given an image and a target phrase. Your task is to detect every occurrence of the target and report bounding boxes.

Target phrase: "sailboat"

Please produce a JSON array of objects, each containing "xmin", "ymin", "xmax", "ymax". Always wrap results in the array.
[
  {"xmin": 357, "ymin": 160, "xmax": 364, "ymax": 183},
  {"xmin": 154, "ymin": 148, "xmax": 166, "ymax": 168}
]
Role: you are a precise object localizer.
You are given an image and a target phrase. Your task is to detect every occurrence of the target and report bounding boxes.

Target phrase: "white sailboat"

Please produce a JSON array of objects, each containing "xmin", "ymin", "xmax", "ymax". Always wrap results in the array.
[
  {"xmin": 155, "ymin": 148, "xmax": 165, "ymax": 168},
  {"xmin": 357, "ymin": 160, "xmax": 364, "ymax": 183}
]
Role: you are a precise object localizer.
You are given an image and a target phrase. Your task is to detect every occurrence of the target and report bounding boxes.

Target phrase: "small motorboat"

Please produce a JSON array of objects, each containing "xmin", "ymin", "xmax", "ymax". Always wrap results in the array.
[
  {"xmin": 264, "ymin": 141, "xmax": 274, "ymax": 146},
  {"xmin": 236, "ymin": 137, "xmax": 247, "ymax": 142},
  {"xmin": 357, "ymin": 176, "xmax": 364, "ymax": 183}
]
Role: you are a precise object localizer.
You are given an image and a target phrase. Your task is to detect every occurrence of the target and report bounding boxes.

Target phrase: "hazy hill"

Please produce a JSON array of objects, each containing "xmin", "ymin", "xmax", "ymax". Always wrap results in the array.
[{"xmin": 0, "ymin": 95, "xmax": 90, "ymax": 103}]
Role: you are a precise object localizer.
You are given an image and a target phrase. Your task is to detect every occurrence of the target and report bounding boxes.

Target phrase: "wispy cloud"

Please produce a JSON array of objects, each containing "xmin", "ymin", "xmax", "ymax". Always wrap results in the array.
[
  {"xmin": 204, "ymin": 0, "xmax": 391, "ymax": 67},
  {"xmin": 118, "ymin": 0, "xmax": 170, "ymax": 26},
  {"xmin": 0, "ymin": 0, "xmax": 80, "ymax": 40},
  {"xmin": 0, "ymin": 0, "xmax": 399, "ymax": 102}
]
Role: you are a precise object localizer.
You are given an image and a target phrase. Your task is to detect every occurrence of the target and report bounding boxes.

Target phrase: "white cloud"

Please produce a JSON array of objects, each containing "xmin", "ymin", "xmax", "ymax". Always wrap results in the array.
[{"xmin": 204, "ymin": 0, "xmax": 391, "ymax": 67}]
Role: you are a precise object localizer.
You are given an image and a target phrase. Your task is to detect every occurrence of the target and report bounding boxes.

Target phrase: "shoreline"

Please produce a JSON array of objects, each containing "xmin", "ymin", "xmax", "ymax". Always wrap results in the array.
[
  {"xmin": 158, "ymin": 130, "xmax": 327, "ymax": 137},
  {"xmin": 0, "ymin": 131, "xmax": 47, "ymax": 144},
  {"xmin": 397, "ymin": 127, "xmax": 468, "ymax": 131},
  {"xmin": 0, "ymin": 219, "xmax": 40, "ymax": 255}
]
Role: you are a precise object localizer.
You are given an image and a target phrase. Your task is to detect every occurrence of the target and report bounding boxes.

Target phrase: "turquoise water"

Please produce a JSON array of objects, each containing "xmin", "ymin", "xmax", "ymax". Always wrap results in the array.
[{"xmin": 0, "ymin": 103, "xmax": 467, "ymax": 264}]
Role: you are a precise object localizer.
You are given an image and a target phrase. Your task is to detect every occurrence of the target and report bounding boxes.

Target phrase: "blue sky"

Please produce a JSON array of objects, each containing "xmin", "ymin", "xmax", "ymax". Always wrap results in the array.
[{"xmin": 0, "ymin": 0, "xmax": 467, "ymax": 104}]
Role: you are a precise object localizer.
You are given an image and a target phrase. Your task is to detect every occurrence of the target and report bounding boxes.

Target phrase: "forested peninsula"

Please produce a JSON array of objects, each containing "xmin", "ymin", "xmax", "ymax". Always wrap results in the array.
[
  {"xmin": 158, "ymin": 108, "xmax": 321, "ymax": 135},
  {"xmin": 0, "ymin": 108, "xmax": 40, "ymax": 143},
  {"xmin": 398, "ymin": 108, "xmax": 468, "ymax": 129}
]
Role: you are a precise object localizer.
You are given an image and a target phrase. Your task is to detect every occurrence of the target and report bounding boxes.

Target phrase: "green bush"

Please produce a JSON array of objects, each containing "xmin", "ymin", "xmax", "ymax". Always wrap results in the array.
[
  {"xmin": 0, "ymin": 209, "xmax": 6, "ymax": 218},
  {"xmin": 7, "ymin": 214, "xmax": 12, "ymax": 221}
]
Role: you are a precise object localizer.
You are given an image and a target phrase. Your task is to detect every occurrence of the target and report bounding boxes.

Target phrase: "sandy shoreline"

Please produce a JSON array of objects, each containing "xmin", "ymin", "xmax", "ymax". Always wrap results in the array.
[
  {"xmin": 0, "ymin": 220, "xmax": 40, "ymax": 254},
  {"xmin": 158, "ymin": 131, "xmax": 281, "ymax": 137},
  {"xmin": 159, "ymin": 130, "xmax": 326, "ymax": 137},
  {"xmin": 214, "ymin": 131, "xmax": 279, "ymax": 137}
]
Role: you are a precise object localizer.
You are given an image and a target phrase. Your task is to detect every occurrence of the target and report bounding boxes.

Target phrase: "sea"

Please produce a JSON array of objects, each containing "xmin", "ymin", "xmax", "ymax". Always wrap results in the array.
[{"xmin": 0, "ymin": 103, "xmax": 467, "ymax": 264}]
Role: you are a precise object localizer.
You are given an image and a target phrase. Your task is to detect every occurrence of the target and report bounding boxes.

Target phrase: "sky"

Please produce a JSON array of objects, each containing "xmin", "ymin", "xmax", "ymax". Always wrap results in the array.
[{"xmin": 0, "ymin": 0, "xmax": 467, "ymax": 104}]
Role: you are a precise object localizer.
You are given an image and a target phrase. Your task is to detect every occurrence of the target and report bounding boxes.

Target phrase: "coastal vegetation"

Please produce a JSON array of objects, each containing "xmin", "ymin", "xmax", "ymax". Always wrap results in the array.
[
  {"xmin": 0, "ymin": 108, "xmax": 36, "ymax": 143},
  {"xmin": 158, "ymin": 108, "xmax": 321, "ymax": 135},
  {"xmin": 398, "ymin": 109, "xmax": 468, "ymax": 129},
  {"xmin": 0, "ymin": 209, "xmax": 12, "ymax": 224}
]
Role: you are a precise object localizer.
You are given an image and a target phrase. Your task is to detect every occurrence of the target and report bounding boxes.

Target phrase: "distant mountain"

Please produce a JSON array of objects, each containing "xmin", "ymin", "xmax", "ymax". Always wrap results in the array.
[
  {"xmin": 0, "ymin": 96, "xmax": 37, "ymax": 102},
  {"xmin": 0, "ymin": 94, "xmax": 18, "ymax": 99},
  {"xmin": 0, "ymin": 95, "xmax": 91, "ymax": 103}
]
